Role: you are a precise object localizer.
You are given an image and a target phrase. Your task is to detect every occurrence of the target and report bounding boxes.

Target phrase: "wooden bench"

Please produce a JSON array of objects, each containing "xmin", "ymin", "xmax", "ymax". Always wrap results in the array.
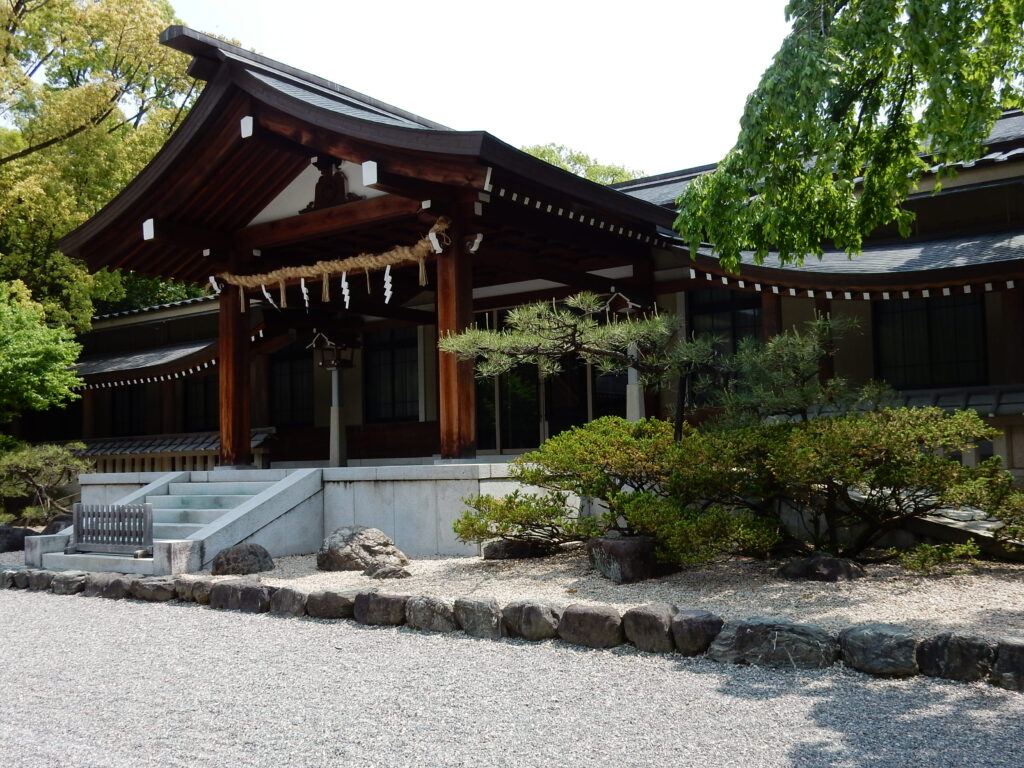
[{"xmin": 66, "ymin": 502, "xmax": 154, "ymax": 556}]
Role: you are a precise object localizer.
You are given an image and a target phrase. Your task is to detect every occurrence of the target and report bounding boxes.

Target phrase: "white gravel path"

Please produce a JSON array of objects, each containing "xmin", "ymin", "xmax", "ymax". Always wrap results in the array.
[
  {"xmin": 177, "ymin": 551, "xmax": 1024, "ymax": 640},
  {"xmin": 2, "ymin": 589, "xmax": 1022, "ymax": 768}
]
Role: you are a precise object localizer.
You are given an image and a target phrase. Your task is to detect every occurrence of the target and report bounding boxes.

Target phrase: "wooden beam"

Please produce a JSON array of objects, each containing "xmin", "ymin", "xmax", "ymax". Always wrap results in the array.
[
  {"xmin": 476, "ymin": 251, "xmax": 621, "ymax": 294},
  {"xmin": 218, "ymin": 284, "xmax": 252, "ymax": 466},
  {"xmin": 436, "ymin": 218, "xmax": 476, "ymax": 459},
  {"xmin": 141, "ymin": 218, "xmax": 231, "ymax": 255},
  {"xmin": 234, "ymin": 195, "xmax": 427, "ymax": 251},
  {"xmin": 257, "ymin": 108, "xmax": 489, "ymax": 189}
]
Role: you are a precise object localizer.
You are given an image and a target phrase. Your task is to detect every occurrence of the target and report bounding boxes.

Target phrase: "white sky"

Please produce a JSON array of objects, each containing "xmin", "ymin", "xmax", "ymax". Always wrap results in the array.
[{"xmin": 169, "ymin": 0, "xmax": 793, "ymax": 176}]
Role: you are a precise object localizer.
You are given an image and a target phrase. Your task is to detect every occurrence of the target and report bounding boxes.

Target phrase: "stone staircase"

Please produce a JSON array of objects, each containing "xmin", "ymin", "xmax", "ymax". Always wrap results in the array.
[{"xmin": 28, "ymin": 469, "xmax": 323, "ymax": 575}]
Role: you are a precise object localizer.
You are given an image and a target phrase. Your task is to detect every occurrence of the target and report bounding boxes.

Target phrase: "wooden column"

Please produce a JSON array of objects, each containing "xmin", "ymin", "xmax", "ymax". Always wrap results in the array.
[
  {"xmin": 761, "ymin": 292, "xmax": 783, "ymax": 341},
  {"xmin": 815, "ymin": 294, "xmax": 835, "ymax": 382},
  {"xmin": 436, "ymin": 219, "xmax": 476, "ymax": 458},
  {"xmin": 218, "ymin": 284, "xmax": 252, "ymax": 466}
]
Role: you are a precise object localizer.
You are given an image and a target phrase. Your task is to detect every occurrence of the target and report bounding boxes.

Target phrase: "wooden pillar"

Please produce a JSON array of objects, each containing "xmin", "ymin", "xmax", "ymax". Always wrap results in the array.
[
  {"xmin": 761, "ymin": 291, "xmax": 782, "ymax": 341},
  {"xmin": 436, "ymin": 219, "xmax": 476, "ymax": 458},
  {"xmin": 218, "ymin": 284, "xmax": 252, "ymax": 466},
  {"xmin": 815, "ymin": 294, "xmax": 835, "ymax": 382},
  {"xmin": 81, "ymin": 389, "xmax": 96, "ymax": 439}
]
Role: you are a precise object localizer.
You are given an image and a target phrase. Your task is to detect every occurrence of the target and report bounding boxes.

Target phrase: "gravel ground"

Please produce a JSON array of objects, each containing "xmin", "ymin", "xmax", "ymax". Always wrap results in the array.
[
  {"xmin": 2, "ymin": 590, "xmax": 1022, "ymax": 768},
  {"xmin": 173, "ymin": 550, "xmax": 1024, "ymax": 640}
]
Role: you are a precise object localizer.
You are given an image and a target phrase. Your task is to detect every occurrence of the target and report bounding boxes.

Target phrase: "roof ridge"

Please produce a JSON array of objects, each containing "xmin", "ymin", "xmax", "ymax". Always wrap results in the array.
[{"xmin": 160, "ymin": 25, "xmax": 450, "ymax": 131}]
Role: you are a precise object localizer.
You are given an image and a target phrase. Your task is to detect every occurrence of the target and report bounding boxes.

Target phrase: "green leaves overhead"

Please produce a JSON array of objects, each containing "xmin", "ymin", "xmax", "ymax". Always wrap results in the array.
[
  {"xmin": 521, "ymin": 143, "xmax": 643, "ymax": 185},
  {"xmin": 675, "ymin": 0, "xmax": 1024, "ymax": 272}
]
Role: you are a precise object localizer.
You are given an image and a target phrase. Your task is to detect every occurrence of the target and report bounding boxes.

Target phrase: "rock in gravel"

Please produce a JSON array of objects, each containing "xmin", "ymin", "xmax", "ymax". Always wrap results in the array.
[
  {"xmin": 671, "ymin": 609, "xmax": 725, "ymax": 656},
  {"xmin": 585, "ymin": 536, "xmax": 657, "ymax": 584},
  {"xmin": 51, "ymin": 571, "xmax": 87, "ymax": 595},
  {"xmin": 777, "ymin": 553, "xmax": 865, "ymax": 582},
  {"xmin": 40, "ymin": 515, "xmax": 73, "ymax": 536},
  {"xmin": 0, "ymin": 567, "xmax": 23, "ymax": 589},
  {"xmin": 305, "ymin": 589, "xmax": 359, "ymax": 619},
  {"xmin": 991, "ymin": 637, "xmax": 1024, "ymax": 691},
  {"xmin": 317, "ymin": 526, "xmax": 409, "ymax": 572},
  {"xmin": 354, "ymin": 591, "xmax": 408, "ymax": 626},
  {"xmin": 238, "ymin": 584, "xmax": 272, "ymax": 613},
  {"xmin": 211, "ymin": 544, "xmax": 275, "ymax": 576},
  {"xmin": 0, "ymin": 525, "xmax": 34, "ymax": 552},
  {"xmin": 917, "ymin": 633, "xmax": 996, "ymax": 682},
  {"xmin": 84, "ymin": 573, "xmax": 132, "ymax": 599},
  {"xmin": 363, "ymin": 563, "xmax": 412, "ymax": 579},
  {"xmin": 208, "ymin": 581, "xmax": 244, "ymax": 611},
  {"xmin": 558, "ymin": 603, "xmax": 624, "ymax": 649},
  {"xmin": 174, "ymin": 577, "xmax": 195, "ymax": 602},
  {"xmin": 190, "ymin": 579, "xmax": 214, "ymax": 605},
  {"xmin": 482, "ymin": 538, "xmax": 553, "ymax": 560},
  {"xmin": 839, "ymin": 623, "xmax": 919, "ymax": 677},
  {"xmin": 406, "ymin": 595, "xmax": 457, "ymax": 633},
  {"xmin": 708, "ymin": 617, "xmax": 840, "ymax": 669},
  {"xmin": 27, "ymin": 570, "xmax": 55, "ymax": 591},
  {"xmin": 13, "ymin": 569, "xmax": 34, "ymax": 589},
  {"xmin": 269, "ymin": 587, "xmax": 307, "ymax": 617},
  {"xmin": 132, "ymin": 577, "xmax": 178, "ymax": 603},
  {"xmin": 623, "ymin": 603, "xmax": 678, "ymax": 653},
  {"xmin": 503, "ymin": 600, "xmax": 562, "ymax": 641},
  {"xmin": 454, "ymin": 597, "xmax": 504, "ymax": 639}
]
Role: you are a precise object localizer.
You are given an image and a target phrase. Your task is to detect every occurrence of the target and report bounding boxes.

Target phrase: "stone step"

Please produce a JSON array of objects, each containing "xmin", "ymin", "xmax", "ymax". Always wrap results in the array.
[
  {"xmin": 146, "ymin": 494, "xmax": 252, "ymax": 510},
  {"xmin": 166, "ymin": 481, "xmax": 276, "ymax": 496},
  {"xmin": 153, "ymin": 522, "xmax": 204, "ymax": 539},
  {"xmin": 150, "ymin": 508, "xmax": 228, "ymax": 525},
  {"xmin": 41, "ymin": 551, "xmax": 154, "ymax": 575}
]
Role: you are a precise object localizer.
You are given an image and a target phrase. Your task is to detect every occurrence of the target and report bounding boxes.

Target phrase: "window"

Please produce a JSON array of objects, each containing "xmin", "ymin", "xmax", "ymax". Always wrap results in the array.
[
  {"xmin": 363, "ymin": 327, "xmax": 419, "ymax": 423},
  {"xmin": 183, "ymin": 374, "xmax": 218, "ymax": 432},
  {"xmin": 874, "ymin": 294, "xmax": 986, "ymax": 389},
  {"xmin": 689, "ymin": 288, "xmax": 761, "ymax": 353},
  {"xmin": 270, "ymin": 345, "xmax": 314, "ymax": 427}
]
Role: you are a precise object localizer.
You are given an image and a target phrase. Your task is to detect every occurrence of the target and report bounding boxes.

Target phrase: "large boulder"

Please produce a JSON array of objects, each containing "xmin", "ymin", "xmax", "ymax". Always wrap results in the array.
[
  {"xmin": 12, "ymin": 569, "xmax": 34, "ymax": 589},
  {"xmin": 174, "ymin": 578, "xmax": 196, "ymax": 602},
  {"xmin": 454, "ymin": 598, "xmax": 505, "ymax": 639},
  {"xmin": 40, "ymin": 515, "xmax": 73, "ymax": 536},
  {"xmin": 585, "ymin": 536, "xmax": 657, "ymax": 584},
  {"xmin": 917, "ymin": 633, "xmax": 996, "ymax": 682},
  {"xmin": 269, "ymin": 587, "xmax": 307, "ymax": 617},
  {"xmin": 0, "ymin": 526, "xmax": 35, "ymax": 553},
  {"xmin": 406, "ymin": 595, "xmax": 458, "ymax": 633},
  {"xmin": 84, "ymin": 573, "xmax": 139, "ymax": 600},
  {"xmin": 208, "ymin": 581, "xmax": 244, "ymax": 611},
  {"xmin": 482, "ymin": 538, "xmax": 553, "ymax": 560},
  {"xmin": 27, "ymin": 570, "xmax": 55, "ymax": 591},
  {"xmin": 708, "ymin": 617, "xmax": 840, "ymax": 669},
  {"xmin": 558, "ymin": 604, "xmax": 624, "ymax": 649},
  {"xmin": 51, "ymin": 571, "xmax": 87, "ymax": 596},
  {"xmin": 353, "ymin": 592, "xmax": 408, "ymax": 626},
  {"xmin": 839, "ymin": 623, "xmax": 919, "ymax": 677},
  {"xmin": 0, "ymin": 567, "xmax": 24, "ymax": 589},
  {"xmin": 317, "ymin": 526, "xmax": 409, "ymax": 572},
  {"xmin": 306, "ymin": 589, "xmax": 360, "ymax": 619},
  {"xmin": 503, "ymin": 600, "xmax": 562, "ymax": 641},
  {"xmin": 238, "ymin": 584, "xmax": 272, "ymax": 614},
  {"xmin": 777, "ymin": 553, "xmax": 865, "ymax": 582},
  {"xmin": 211, "ymin": 544, "xmax": 274, "ymax": 576},
  {"xmin": 671, "ymin": 610, "xmax": 724, "ymax": 656},
  {"xmin": 622, "ymin": 603, "xmax": 677, "ymax": 653},
  {"xmin": 991, "ymin": 637, "xmax": 1024, "ymax": 691},
  {"xmin": 190, "ymin": 578, "xmax": 215, "ymax": 605},
  {"xmin": 132, "ymin": 577, "xmax": 178, "ymax": 603}
]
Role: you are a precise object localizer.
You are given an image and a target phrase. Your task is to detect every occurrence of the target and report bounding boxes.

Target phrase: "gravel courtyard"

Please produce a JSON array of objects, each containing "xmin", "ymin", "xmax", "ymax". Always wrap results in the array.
[{"xmin": 2, "ymin": 589, "xmax": 1023, "ymax": 768}]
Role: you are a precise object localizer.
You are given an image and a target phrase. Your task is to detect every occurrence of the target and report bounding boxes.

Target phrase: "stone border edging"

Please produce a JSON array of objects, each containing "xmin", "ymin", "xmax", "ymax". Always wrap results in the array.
[{"xmin": 2, "ymin": 565, "xmax": 1021, "ymax": 692}]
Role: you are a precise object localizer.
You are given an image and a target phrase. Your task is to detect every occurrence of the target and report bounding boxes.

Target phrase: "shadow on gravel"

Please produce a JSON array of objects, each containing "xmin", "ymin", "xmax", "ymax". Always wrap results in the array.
[{"xmin": 673, "ymin": 659, "xmax": 1021, "ymax": 768}]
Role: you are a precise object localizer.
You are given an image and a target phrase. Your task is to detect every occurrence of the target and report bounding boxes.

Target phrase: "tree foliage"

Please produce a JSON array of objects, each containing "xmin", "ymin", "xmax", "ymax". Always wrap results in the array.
[
  {"xmin": 0, "ymin": 441, "xmax": 89, "ymax": 523},
  {"xmin": 0, "ymin": 280, "xmax": 81, "ymax": 422},
  {"xmin": 522, "ymin": 142, "xmax": 643, "ymax": 184},
  {"xmin": 675, "ymin": 0, "xmax": 1024, "ymax": 272},
  {"xmin": 0, "ymin": 0, "xmax": 202, "ymax": 329}
]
